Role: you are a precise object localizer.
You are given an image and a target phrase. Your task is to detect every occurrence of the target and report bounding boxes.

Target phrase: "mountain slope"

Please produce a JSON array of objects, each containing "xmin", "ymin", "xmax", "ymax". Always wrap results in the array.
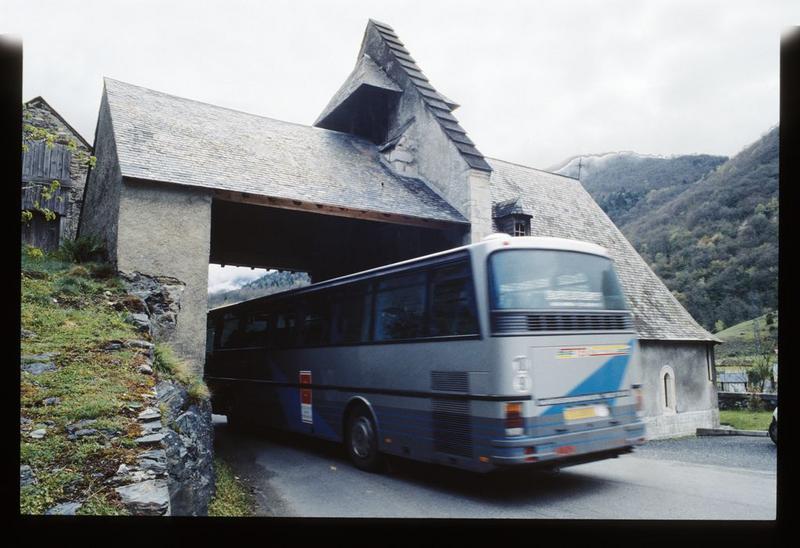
[
  {"xmin": 553, "ymin": 152, "xmax": 728, "ymax": 226},
  {"xmin": 623, "ymin": 127, "xmax": 778, "ymax": 330}
]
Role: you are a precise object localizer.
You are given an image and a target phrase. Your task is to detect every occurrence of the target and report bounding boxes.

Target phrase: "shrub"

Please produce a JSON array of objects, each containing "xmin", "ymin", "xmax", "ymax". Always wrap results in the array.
[
  {"xmin": 153, "ymin": 344, "xmax": 210, "ymax": 403},
  {"xmin": 58, "ymin": 236, "xmax": 106, "ymax": 264},
  {"xmin": 25, "ymin": 245, "xmax": 45, "ymax": 261}
]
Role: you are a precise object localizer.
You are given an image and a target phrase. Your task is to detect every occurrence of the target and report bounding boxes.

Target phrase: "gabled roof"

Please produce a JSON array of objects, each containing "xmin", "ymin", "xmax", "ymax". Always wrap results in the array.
[
  {"xmin": 355, "ymin": 19, "xmax": 491, "ymax": 172},
  {"xmin": 102, "ymin": 78, "xmax": 468, "ymax": 225},
  {"xmin": 488, "ymin": 157, "xmax": 720, "ymax": 343},
  {"xmin": 24, "ymin": 96, "xmax": 92, "ymax": 149}
]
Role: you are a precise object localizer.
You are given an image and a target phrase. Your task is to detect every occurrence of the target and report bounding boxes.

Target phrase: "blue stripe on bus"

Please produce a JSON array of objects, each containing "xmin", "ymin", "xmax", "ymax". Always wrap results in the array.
[{"xmin": 541, "ymin": 340, "xmax": 634, "ymax": 417}]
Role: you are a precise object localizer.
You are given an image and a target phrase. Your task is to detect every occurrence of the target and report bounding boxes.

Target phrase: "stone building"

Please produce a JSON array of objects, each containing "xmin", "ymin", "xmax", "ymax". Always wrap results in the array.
[
  {"xmin": 21, "ymin": 97, "xmax": 92, "ymax": 251},
  {"xmin": 78, "ymin": 19, "xmax": 720, "ymax": 439}
]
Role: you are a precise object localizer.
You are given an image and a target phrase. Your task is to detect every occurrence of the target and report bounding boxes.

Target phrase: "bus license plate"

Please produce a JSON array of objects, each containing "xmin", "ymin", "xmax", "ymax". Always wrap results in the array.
[{"xmin": 564, "ymin": 404, "xmax": 608, "ymax": 422}]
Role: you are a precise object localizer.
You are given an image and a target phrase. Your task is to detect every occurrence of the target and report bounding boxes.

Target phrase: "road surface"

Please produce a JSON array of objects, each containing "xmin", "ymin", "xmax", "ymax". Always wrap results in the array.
[{"xmin": 213, "ymin": 416, "xmax": 777, "ymax": 519}]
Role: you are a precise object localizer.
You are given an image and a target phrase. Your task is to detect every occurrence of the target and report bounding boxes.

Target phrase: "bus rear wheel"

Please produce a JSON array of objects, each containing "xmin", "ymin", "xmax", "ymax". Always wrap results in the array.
[{"xmin": 345, "ymin": 408, "xmax": 384, "ymax": 472}]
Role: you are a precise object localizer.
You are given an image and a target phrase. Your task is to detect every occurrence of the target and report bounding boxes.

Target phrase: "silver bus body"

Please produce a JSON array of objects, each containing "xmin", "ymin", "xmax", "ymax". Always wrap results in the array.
[{"xmin": 205, "ymin": 235, "xmax": 647, "ymax": 472}]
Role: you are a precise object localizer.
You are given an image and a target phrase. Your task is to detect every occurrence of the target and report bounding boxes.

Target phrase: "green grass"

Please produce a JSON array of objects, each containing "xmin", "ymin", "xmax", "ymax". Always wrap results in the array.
[
  {"xmin": 719, "ymin": 410, "xmax": 773, "ymax": 431},
  {"xmin": 20, "ymin": 251, "xmax": 152, "ymax": 515},
  {"xmin": 208, "ymin": 458, "xmax": 255, "ymax": 517},
  {"xmin": 153, "ymin": 343, "xmax": 211, "ymax": 402}
]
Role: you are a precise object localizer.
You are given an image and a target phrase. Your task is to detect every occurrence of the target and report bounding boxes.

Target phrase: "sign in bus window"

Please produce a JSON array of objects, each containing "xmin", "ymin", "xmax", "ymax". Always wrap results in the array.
[{"xmin": 489, "ymin": 250, "xmax": 627, "ymax": 311}]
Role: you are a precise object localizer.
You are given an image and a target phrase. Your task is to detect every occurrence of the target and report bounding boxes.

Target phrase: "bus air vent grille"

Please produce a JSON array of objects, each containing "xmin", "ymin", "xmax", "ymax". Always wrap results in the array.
[
  {"xmin": 432, "ymin": 399, "xmax": 473, "ymax": 457},
  {"xmin": 492, "ymin": 312, "xmax": 633, "ymax": 333},
  {"xmin": 431, "ymin": 371, "xmax": 470, "ymax": 393}
]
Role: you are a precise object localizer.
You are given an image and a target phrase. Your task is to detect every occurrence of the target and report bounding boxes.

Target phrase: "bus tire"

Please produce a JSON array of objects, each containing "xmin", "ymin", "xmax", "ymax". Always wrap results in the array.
[{"xmin": 345, "ymin": 408, "xmax": 384, "ymax": 472}]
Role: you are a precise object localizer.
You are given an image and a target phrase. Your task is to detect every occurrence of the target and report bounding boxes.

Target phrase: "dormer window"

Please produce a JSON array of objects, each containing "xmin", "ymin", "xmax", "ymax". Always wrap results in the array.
[
  {"xmin": 493, "ymin": 197, "xmax": 531, "ymax": 237},
  {"xmin": 512, "ymin": 219, "xmax": 530, "ymax": 237}
]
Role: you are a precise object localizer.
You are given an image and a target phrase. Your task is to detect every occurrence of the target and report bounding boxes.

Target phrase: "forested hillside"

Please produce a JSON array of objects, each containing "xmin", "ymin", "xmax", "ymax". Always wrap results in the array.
[
  {"xmin": 624, "ymin": 127, "xmax": 778, "ymax": 331},
  {"xmin": 555, "ymin": 128, "xmax": 778, "ymax": 332}
]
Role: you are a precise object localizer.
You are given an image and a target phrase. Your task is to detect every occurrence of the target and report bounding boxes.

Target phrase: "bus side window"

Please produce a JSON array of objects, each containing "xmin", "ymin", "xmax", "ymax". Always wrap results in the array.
[
  {"xmin": 242, "ymin": 312, "xmax": 269, "ymax": 348},
  {"xmin": 429, "ymin": 261, "xmax": 479, "ymax": 336},
  {"xmin": 373, "ymin": 271, "xmax": 426, "ymax": 341},
  {"xmin": 206, "ymin": 322, "xmax": 216, "ymax": 353},
  {"xmin": 219, "ymin": 312, "xmax": 243, "ymax": 349},
  {"xmin": 331, "ymin": 283, "xmax": 372, "ymax": 345},
  {"xmin": 273, "ymin": 310, "xmax": 297, "ymax": 349},
  {"xmin": 301, "ymin": 293, "xmax": 331, "ymax": 347}
]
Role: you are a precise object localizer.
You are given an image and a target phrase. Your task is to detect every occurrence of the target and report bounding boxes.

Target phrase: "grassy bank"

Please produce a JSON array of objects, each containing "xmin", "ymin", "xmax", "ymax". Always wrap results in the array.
[
  {"xmin": 20, "ymin": 252, "xmax": 154, "ymax": 514},
  {"xmin": 719, "ymin": 410, "xmax": 772, "ymax": 431}
]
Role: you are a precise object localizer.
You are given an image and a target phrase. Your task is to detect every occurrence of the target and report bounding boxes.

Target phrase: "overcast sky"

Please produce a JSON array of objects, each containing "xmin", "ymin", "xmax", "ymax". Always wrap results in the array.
[{"xmin": 4, "ymin": 0, "xmax": 796, "ymax": 291}]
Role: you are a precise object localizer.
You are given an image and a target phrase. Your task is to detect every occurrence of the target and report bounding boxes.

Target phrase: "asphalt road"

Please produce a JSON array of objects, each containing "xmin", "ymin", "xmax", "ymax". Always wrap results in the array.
[{"xmin": 212, "ymin": 415, "xmax": 777, "ymax": 519}]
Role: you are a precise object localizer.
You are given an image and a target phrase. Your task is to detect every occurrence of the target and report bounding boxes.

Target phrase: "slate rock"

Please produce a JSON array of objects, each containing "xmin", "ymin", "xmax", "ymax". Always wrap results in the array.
[
  {"xmin": 20, "ymin": 465, "xmax": 36, "ymax": 487},
  {"xmin": 42, "ymin": 397, "xmax": 61, "ymax": 406},
  {"xmin": 68, "ymin": 429, "xmax": 98, "ymax": 440},
  {"xmin": 45, "ymin": 502, "xmax": 82, "ymax": 515},
  {"xmin": 115, "ymin": 479, "xmax": 170, "ymax": 516},
  {"xmin": 21, "ymin": 328, "xmax": 37, "ymax": 339},
  {"xmin": 138, "ymin": 364, "xmax": 154, "ymax": 375},
  {"xmin": 22, "ymin": 362, "xmax": 56, "ymax": 375},
  {"xmin": 126, "ymin": 313, "xmax": 151, "ymax": 332},
  {"xmin": 29, "ymin": 429, "xmax": 46, "ymax": 439},
  {"xmin": 138, "ymin": 407, "xmax": 161, "ymax": 421},
  {"xmin": 135, "ymin": 432, "xmax": 166, "ymax": 445},
  {"xmin": 65, "ymin": 419, "xmax": 97, "ymax": 434}
]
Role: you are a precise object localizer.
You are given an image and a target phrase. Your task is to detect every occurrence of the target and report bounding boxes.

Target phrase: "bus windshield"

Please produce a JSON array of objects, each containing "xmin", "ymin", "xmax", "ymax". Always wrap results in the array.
[{"xmin": 489, "ymin": 249, "xmax": 627, "ymax": 310}]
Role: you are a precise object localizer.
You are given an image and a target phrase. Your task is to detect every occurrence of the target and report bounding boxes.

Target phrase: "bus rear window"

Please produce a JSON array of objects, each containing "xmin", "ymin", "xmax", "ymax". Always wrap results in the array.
[{"xmin": 488, "ymin": 250, "xmax": 627, "ymax": 310}]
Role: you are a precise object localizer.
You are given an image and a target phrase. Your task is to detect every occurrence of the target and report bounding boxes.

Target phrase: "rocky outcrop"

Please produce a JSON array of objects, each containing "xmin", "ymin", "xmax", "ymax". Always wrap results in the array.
[
  {"xmin": 157, "ymin": 380, "xmax": 215, "ymax": 516},
  {"xmin": 119, "ymin": 272, "xmax": 185, "ymax": 341},
  {"xmin": 110, "ymin": 274, "xmax": 214, "ymax": 516}
]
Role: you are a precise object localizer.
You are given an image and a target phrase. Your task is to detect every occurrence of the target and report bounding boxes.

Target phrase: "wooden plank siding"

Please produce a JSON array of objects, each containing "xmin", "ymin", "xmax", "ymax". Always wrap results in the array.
[
  {"xmin": 21, "ymin": 141, "xmax": 71, "ymax": 184},
  {"xmin": 21, "ymin": 183, "xmax": 69, "ymax": 216}
]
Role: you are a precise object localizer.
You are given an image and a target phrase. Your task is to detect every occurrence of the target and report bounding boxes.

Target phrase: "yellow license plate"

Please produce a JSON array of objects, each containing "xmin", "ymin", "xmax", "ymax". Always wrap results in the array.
[{"xmin": 564, "ymin": 406, "xmax": 599, "ymax": 421}]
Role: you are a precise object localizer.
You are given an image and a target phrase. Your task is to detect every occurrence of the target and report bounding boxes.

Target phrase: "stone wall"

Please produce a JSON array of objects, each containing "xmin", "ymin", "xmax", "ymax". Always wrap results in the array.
[
  {"xmin": 77, "ymin": 93, "xmax": 123, "ymax": 264},
  {"xmin": 112, "ymin": 277, "xmax": 215, "ymax": 516}
]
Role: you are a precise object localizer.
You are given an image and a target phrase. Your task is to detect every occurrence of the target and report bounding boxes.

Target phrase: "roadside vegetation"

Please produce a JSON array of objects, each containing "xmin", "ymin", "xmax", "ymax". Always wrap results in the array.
[
  {"xmin": 208, "ymin": 458, "xmax": 255, "ymax": 516},
  {"xmin": 20, "ymin": 242, "xmax": 212, "ymax": 515},
  {"xmin": 719, "ymin": 410, "xmax": 773, "ymax": 431},
  {"xmin": 20, "ymin": 245, "xmax": 151, "ymax": 514}
]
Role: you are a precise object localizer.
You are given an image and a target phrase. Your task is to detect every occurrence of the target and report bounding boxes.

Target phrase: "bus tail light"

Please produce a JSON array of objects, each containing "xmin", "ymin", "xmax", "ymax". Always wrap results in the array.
[{"xmin": 505, "ymin": 402, "xmax": 524, "ymax": 436}]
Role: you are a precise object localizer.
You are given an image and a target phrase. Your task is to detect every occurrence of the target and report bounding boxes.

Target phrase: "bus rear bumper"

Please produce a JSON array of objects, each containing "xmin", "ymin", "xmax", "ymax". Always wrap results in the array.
[{"xmin": 488, "ymin": 422, "xmax": 647, "ymax": 467}]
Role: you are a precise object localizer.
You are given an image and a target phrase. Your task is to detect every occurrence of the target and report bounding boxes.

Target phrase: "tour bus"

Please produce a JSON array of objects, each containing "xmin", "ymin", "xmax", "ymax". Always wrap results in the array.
[{"xmin": 204, "ymin": 235, "xmax": 647, "ymax": 473}]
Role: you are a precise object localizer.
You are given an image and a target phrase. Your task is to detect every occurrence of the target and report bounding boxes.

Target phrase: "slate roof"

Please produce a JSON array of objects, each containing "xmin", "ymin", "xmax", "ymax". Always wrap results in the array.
[
  {"xmin": 488, "ymin": 158, "xmax": 720, "ymax": 342},
  {"xmin": 315, "ymin": 54, "xmax": 402, "ymax": 127},
  {"xmin": 364, "ymin": 19, "xmax": 491, "ymax": 172},
  {"xmin": 102, "ymin": 78, "xmax": 468, "ymax": 225}
]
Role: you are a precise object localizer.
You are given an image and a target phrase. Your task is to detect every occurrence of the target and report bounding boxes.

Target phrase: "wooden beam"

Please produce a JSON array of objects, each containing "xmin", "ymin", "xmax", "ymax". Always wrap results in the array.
[{"xmin": 211, "ymin": 189, "xmax": 466, "ymax": 230}]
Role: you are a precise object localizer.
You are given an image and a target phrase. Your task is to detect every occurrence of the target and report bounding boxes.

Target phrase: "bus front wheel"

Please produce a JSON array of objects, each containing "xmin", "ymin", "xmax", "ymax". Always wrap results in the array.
[{"xmin": 345, "ymin": 408, "xmax": 384, "ymax": 472}]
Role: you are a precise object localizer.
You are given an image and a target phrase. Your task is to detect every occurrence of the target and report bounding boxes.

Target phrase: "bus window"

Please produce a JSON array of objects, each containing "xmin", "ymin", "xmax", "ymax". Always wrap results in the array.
[
  {"xmin": 273, "ymin": 310, "xmax": 297, "ymax": 348},
  {"xmin": 374, "ymin": 271, "xmax": 426, "ymax": 341},
  {"xmin": 331, "ymin": 283, "xmax": 372, "ymax": 345},
  {"xmin": 489, "ymin": 250, "xmax": 627, "ymax": 310},
  {"xmin": 219, "ymin": 312, "xmax": 243, "ymax": 349},
  {"xmin": 429, "ymin": 261, "xmax": 479, "ymax": 336},
  {"xmin": 241, "ymin": 311, "xmax": 269, "ymax": 348},
  {"xmin": 301, "ymin": 294, "xmax": 331, "ymax": 347}
]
